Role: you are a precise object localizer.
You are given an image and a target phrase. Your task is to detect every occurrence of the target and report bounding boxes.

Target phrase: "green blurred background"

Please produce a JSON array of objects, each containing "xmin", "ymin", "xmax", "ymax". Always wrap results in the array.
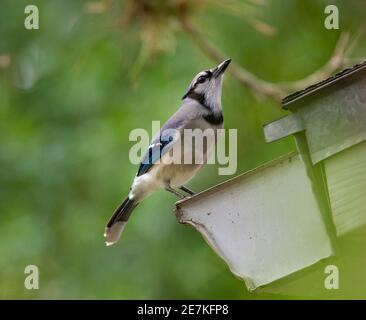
[{"xmin": 0, "ymin": 0, "xmax": 365, "ymax": 299}]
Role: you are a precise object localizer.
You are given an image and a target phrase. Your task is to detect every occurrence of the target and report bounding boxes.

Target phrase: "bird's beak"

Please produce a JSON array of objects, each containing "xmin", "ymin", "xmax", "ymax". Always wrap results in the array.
[{"xmin": 212, "ymin": 58, "xmax": 231, "ymax": 78}]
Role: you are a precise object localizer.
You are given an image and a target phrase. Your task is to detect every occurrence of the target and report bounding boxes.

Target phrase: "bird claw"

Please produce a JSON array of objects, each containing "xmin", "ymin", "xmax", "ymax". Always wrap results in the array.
[
  {"xmin": 165, "ymin": 187, "xmax": 185, "ymax": 199},
  {"xmin": 179, "ymin": 186, "xmax": 195, "ymax": 196}
]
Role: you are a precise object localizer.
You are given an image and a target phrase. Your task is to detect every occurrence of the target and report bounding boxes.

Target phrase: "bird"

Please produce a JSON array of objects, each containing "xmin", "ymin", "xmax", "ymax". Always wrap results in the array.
[{"xmin": 104, "ymin": 58, "xmax": 231, "ymax": 246}]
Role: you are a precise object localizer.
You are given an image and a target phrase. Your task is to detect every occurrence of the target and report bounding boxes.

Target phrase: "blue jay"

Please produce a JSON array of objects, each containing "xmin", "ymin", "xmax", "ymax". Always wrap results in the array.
[{"xmin": 104, "ymin": 59, "xmax": 231, "ymax": 246}]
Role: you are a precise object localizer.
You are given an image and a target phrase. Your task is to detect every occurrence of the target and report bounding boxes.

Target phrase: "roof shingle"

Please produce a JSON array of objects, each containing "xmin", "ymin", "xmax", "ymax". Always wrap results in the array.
[{"xmin": 282, "ymin": 60, "xmax": 366, "ymax": 108}]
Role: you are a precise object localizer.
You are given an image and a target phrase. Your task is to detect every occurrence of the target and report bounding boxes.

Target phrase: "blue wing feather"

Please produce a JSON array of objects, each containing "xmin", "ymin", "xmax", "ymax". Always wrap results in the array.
[
  {"xmin": 135, "ymin": 106, "xmax": 190, "ymax": 177},
  {"xmin": 136, "ymin": 134, "xmax": 174, "ymax": 177}
]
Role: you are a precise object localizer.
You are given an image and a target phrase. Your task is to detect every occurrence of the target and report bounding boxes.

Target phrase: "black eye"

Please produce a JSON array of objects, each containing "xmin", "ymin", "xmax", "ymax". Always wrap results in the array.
[{"xmin": 197, "ymin": 76, "xmax": 206, "ymax": 83}]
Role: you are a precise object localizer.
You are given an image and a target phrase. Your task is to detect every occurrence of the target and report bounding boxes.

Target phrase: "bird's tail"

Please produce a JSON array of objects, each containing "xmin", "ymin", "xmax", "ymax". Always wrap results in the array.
[{"xmin": 104, "ymin": 197, "xmax": 138, "ymax": 246}]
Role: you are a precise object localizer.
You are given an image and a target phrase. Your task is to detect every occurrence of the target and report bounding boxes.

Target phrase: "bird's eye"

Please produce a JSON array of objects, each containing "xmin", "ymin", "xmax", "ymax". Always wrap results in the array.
[{"xmin": 197, "ymin": 76, "xmax": 206, "ymax": 84}]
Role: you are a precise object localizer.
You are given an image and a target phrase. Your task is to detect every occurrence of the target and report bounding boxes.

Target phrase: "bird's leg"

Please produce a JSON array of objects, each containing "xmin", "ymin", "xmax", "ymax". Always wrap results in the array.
[
  {"xmin": 165, "ymin": 186, "xmax": 185, "ymax": 199},
  {"xmin": 179, "ymin": 185, "xmax": 195, "ymax": 196}
]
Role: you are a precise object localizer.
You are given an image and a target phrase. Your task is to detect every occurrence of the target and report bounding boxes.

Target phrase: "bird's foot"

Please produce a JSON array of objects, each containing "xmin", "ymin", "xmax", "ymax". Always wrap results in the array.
[
  {"xmin": 179, "ymin": 186, "xmax": 195, "ymax": 196},
  {"xmin": 165, "ymin": 187, "xmax": 186, "ymax": 199}
]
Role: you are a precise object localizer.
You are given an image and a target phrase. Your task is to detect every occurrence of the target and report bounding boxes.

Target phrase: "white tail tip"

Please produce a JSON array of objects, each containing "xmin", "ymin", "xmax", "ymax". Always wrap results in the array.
[{"xmin": 104, "ymin": 221, "xmax": 126, "ymax": 246}]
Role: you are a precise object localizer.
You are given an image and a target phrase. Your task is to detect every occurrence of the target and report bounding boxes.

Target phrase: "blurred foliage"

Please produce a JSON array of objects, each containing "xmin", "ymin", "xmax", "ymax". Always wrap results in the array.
[{"xmin": 0, "ymin": 0, "xmax": 365, "ymax": 299}]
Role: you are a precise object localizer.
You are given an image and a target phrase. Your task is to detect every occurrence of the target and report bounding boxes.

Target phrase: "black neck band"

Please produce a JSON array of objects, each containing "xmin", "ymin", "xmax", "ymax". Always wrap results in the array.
[
  {"xmin": 187, "ymin": 91, "xmax": 206, "ymax": 107},
  {"xmin": 203, "ymin": 113, "xmax": 223, "ymax": 125}
]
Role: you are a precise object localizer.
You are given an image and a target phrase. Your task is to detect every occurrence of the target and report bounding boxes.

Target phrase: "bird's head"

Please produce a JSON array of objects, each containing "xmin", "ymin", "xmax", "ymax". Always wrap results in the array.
[{"xmin": 182, "ymin": 59, "xmax": 231, "ymax": 108}]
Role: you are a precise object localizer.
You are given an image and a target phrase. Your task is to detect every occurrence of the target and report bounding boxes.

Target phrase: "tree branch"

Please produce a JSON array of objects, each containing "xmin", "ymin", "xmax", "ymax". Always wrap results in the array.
[
  {"xmin": 179, "ymin": 13, "xmax": 285, "ymax": 103},
  {"xmin": 179, "ymin": 12, "xmax": 359, "ymax": 104},
  {"xmin": 280, "ymin": 32, "xmax": 350, "ymax": 92}
]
